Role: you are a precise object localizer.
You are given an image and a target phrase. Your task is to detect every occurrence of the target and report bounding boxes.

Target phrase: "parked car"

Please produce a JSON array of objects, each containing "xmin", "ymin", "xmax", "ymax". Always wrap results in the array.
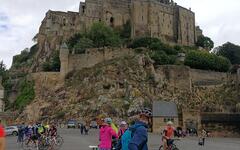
[
  {"xmin": 67, "ymin": 120, "xmax": 77, "ymax": 128},
  {"xmin": 5, "ymin": 126, "xmax": 18, "ymax": 136},
  {"xmin": 90, "ymin": 121, "xmax": 98, "ymax": 129}
]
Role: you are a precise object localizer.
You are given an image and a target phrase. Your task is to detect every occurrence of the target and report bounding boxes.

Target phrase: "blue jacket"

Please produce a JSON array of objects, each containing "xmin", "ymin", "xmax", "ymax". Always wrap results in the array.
[{"xmin": 128, "ymin": 121, "xmax": 148, "ymax": 150}]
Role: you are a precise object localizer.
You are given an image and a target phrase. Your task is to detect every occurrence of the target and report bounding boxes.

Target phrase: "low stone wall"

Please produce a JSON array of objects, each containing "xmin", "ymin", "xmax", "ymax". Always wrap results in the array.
[
  {"xmin": 156, "ymin": 65, "xmax": 236, "ymax": 90},
  {"xmin": 190, "ymin": 69, "xmax": 229, "ymax": 86},
  {"xmin": 60, "ymin": 48, "xmax": 134, "ymax": 77}
]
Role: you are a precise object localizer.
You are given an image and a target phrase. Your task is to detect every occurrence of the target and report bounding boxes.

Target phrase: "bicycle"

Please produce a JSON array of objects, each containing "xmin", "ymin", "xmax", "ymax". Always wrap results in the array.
[
  {"xmin": 22, "ymin": 135, "xmax": 39, "ymax": 150},
  {"xmin": 38, "ymin": 134, "xmax": 64, "ymax": 150},
  {"xmin": 159, "ymin": 138, "xmax": 180, "ymax": 150}
]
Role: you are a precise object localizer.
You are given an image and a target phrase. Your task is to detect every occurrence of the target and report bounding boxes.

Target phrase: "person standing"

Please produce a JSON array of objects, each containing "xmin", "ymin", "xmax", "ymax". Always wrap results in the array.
[
  {"xmin": 99, "ymin": 118, "xmax": 118, "ymax": 150},
  {"xmin": 128, "ymin": 108, "xmax": 152, "ymax": 150},
  {"xmin": 199, "ymin": 129, "xmax": 207, "ymax": 146},
  {"xmin": 17, "ymin": 123, "xmax": 25, "ymax": 143},
  {"xmin": 80, "ymin": 123, "xmax": 84, "ymax": 135},
  {"xmin": 0, "ymin": 121, "xmax": 5, "ymax": 150},
  {"xmin": 118, "ymin": 121, "xmax": 128, "ymax": 138}
]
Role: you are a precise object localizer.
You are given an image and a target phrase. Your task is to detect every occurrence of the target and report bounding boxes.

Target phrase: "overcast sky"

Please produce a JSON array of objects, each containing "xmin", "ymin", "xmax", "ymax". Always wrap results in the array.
[{"xmin": 0, "ymin": 0, "xmax": 240, "ymax": 68}]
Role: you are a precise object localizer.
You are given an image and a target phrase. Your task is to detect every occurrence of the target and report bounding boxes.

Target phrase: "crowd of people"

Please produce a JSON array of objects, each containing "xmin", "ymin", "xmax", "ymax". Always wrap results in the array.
[
  {"xmin": 98, "ymin": 108, "xmax": 153, "ymax": 150},
  {"xmin": 96, "ymin": 107, "xmax": 209, "ymax": 150},
  {"xmin": 17, "ymin": 122, "xmax": 58, "ymax": 149},
  {"xmin": 0, "ymin": 107, "xmax": 209, "ymax": 150}
]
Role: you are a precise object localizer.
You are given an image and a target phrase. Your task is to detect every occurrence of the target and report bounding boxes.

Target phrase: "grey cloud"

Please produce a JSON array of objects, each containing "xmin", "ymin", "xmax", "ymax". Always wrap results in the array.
[
  {"xmin": 0, "ymin": 0, "xmax": 240, "ymax": 68},
  {"xmin": 0, "ymin": 0, "xmax": 81, "ymax": 68}
]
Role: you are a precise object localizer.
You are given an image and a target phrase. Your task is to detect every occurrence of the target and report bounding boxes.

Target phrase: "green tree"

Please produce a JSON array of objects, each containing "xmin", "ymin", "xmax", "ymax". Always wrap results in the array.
[
  {"xmin": 214, "ymin": 42, "xmax": 240, "ymax": 65},
  {"xmin": 150, "ymin": 51, "xmax": 176, "ymax": 65},
  {"xmin": 0, "ymin": 60, "xmax": 6, "ymax": 76},
  {"xmin": 74, "ymin": 37, "xmax": 94, "ymax": 54},
  {"xmin": 88, "ymin": 22, "xmax": 121, "ymax": 48},
  {"xmin": 196, "ymin": 35, "xmax": 214, "ymax": 50},
  {"xmin": 67, "ymin": 33, "xmax": 83, "ymax": 49},
  {"xmin": 184, "ymin": 51, "xmax": 231, "ymax": 72},
  {"xmin": 120, "ymin": 20, "xmax": 131, "ymax": 39},
  {"xmin": 42, "ymin": 51, "xmax": 60, "ymax": 72},
  {"xmin": 130, "ymin": 37, "xmax": 162, "ymax": 49},
  {"xmin": 15, "ymin": 79, "xmax": 35, "ymax": 110}
]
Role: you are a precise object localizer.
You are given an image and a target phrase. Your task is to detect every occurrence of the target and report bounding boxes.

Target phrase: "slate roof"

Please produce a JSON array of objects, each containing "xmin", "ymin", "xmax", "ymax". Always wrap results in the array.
[{"xmin": 153, "ymin": 101, "xmax": 178, "ymax": 117}]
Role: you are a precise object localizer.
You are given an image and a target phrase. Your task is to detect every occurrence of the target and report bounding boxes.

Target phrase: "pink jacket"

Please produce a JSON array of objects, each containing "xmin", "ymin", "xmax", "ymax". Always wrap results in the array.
[{"xmin": 99, "ymin": 125, "xmax": 118, "ymax": 148}]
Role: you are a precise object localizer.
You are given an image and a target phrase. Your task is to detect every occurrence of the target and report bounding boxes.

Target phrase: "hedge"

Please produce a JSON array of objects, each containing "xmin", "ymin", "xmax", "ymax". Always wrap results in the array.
[{"xmin": 184, "ymin": 51, "xmax": 231, "ymax": 72}]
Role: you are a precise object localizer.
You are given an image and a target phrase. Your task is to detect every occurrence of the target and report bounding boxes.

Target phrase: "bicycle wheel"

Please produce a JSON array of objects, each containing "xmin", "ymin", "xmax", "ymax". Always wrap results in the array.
[
  {"xmin": 172, "ymin": 144, "xmax": 179, "ymax": 150},
  {"xmin": 55, "ymin": 135, "xmax": 64, "ymax": 147},
  {"xmin": 159, "ymin": 145, "xmax": 163, "ymax": 150},
  {"xmin": 38, "ymin": 137, "xmax": 49, "ymax": 150},
  {"xmin": 22, "ymin": 139, "xmax": 35, "ymax": 150}
]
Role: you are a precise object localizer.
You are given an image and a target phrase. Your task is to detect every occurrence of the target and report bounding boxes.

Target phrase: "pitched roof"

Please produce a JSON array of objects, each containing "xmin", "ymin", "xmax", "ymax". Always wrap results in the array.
[{"xmin": 153, "ymin": 101, "xmax": 178, "ymax": 117}]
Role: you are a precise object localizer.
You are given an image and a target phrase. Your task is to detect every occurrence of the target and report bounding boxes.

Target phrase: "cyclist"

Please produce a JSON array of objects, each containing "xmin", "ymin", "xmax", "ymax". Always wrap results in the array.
[
  {"xmin": 99, "ymin": 118, "xmax": 118, "ymax": 150},
  {"xmin": 128, "ymin": 108, "xmax": 152, "ymax": 150},
  {"xmin": 162, "ymin": 121, "xmax": 176, "ymax": 150},
  {"xmin": 49, "ymin": 123, "xmax": 57, "ymax": 138},
  {"xmin": 37, "ymin": 123, "xmax": 46, "ymax": 136}
]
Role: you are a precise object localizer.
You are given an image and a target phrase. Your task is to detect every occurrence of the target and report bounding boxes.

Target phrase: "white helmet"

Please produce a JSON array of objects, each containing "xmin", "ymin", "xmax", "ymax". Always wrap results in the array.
[
  {"xmin": 120, "ymin": 121, "xmax": 127, "ymax": 125},
  {"xmin": 167, "ymin": 121, "xmax": 173, "ymax": 125}
]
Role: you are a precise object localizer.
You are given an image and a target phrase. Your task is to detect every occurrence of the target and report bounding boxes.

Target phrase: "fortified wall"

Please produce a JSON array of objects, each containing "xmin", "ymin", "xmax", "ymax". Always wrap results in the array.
[
  {"xmin": 59, "ymin": 44, "xmax": 135, "ymax": 78},
  {"xmin": 58, "ymin": 45, "xmax": 239, "ymax": 90},
  {"xmin": 155, "ymin": 65, "xmax": 237, "ymax": 92}
]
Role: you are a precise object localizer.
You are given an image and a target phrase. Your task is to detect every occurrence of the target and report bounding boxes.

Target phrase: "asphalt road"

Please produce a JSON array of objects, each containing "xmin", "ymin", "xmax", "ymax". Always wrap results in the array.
[{"xmin": 6, "ymin": 128, "xmax": 240, "ymax": 150}]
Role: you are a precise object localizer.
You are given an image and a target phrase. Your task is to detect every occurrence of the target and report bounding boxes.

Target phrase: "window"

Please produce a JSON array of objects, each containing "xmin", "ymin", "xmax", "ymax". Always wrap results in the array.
[
  {"xmin": 110, "ymin": 17, "xmax": 114, "ymax": 27},
  {"xmin": 63, "ymin": 18, "xmax": 66, "ymax": 26},
  {"xmin": 82, "ymin": 6, "xmax": 85, "ymax": 14},
  {"xmin": 110, "ymin": 17, "xmax": 114, "ymax": 23}
]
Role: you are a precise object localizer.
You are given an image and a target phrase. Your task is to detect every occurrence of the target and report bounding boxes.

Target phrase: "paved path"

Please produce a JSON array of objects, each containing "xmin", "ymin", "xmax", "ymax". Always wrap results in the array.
[{"xmin": 6, "ymin": 128, "xmax": 240, "ymax": 150}]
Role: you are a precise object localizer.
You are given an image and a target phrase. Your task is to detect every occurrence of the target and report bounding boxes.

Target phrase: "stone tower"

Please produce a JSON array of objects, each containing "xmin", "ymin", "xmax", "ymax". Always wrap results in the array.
[{"xmin": 60, "ymin": 43, "xmax": 69, "ymax": 78}]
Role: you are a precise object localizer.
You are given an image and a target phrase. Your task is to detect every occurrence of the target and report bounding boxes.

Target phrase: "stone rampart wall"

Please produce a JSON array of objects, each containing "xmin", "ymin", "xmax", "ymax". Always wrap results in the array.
[
  {"xmin": 190, "ymin": 69, "xmax": 231, "ymax": 86},
  {"xmin": 61, "ymin": 48, "xmax": 134, "ymax": 77},
  {"xmin": 156, "ymin": 65, "xmax": 237, "ymax": 90}
]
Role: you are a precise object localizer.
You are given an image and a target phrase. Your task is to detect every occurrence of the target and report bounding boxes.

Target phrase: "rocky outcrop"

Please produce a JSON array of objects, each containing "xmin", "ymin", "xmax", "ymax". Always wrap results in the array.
[{"xmin": 20, "ymin": 53, "xmax": 239, "ymax": 122}]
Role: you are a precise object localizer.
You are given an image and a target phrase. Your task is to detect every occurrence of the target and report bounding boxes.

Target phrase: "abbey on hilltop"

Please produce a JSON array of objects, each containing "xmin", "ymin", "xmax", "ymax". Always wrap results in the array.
[{"xmin": 39, "ymin": 0, "xmax": 202, "ymax": 47}]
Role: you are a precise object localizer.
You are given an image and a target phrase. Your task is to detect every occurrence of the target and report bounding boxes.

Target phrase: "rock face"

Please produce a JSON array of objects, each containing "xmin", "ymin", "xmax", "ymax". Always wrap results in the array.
[{"xmin": 20, "ymin": 52, "xmax": 239, "ymax": 122}]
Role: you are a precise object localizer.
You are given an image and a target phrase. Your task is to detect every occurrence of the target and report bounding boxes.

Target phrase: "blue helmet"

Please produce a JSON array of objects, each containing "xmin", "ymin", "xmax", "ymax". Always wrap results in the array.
[{"xmin": 104, "ymin": 118, "xmax": 112, "ymax": 124}]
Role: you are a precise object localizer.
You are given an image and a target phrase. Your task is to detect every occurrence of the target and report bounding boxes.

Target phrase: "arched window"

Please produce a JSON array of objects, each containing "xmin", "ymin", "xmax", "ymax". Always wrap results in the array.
[
  {"xmin": 63, "ymin": 18, "xmax": 66, "ymax": 26},
  {"xmin": 110, "ymin": 17, "xmax": 114, "ymax": 27}
]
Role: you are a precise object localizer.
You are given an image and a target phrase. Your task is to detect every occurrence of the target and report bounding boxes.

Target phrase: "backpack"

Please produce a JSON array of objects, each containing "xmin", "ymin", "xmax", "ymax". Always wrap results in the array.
[{"xmin": 121, "ymin": 125, "xmax": 142, "ymax": 150}]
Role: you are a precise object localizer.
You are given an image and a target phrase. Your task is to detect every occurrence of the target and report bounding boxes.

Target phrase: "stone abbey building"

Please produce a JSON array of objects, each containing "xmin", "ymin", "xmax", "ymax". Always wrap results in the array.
[
  {"xmin": 79, "ymin": 0, "xmax": 197, "ymax": 46},
  {"xmin": 39, "ymin": 0, "xmax": 201, "ymax": 48},
  {"xmin": 35, "ymin": 0, "xmax": 201, "ymax": 71}
]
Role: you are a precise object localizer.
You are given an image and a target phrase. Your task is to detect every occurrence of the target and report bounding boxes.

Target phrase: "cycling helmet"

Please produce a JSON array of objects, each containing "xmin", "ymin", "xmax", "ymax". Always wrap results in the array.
[
  {"xmin": 140, "ymin": 108, "xmax": 152, "ymax": 117},
  {"xmin": 167, "ymin": 121, "xmax": 173, "ymax": 125},
  {"xmin": 120, "ymin": 121, "xmax": 127, "ymax": 125},
  {"xmin": 104, "ymin": 118, "xmax": 112, "ymax": 124}
]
